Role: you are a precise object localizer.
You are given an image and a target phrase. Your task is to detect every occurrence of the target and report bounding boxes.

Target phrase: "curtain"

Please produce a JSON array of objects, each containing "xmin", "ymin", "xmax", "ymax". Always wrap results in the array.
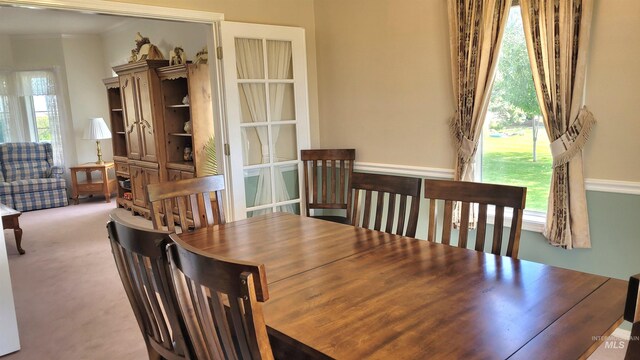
[
  {"xmin": 448, "ymin": 0, "xmax": 512, "ymax": 183},
  {"xmin": 448, "ymin": 0, "xmax": 512, "ymax": 227},
  {"xmin": 520, "ymin": 0, "xmax": 595, "ymax": 249},
  {"xmin": 236, "ymin": 39, "xmax": 295, "ymax": 215},
  {"xmin": 0, "ymin": 72, "xmax": 12, "ymax": 142},
  {"xmin": 16, "ymin": 70, "xmax": 65, "ymax": 166},
  {"xmin": 267, "ymin": 40, "xmax": 295, "ymax": 214},
  {"xmin": 236, "ymin": 39, "xmax": 270, "ymax": 214}
]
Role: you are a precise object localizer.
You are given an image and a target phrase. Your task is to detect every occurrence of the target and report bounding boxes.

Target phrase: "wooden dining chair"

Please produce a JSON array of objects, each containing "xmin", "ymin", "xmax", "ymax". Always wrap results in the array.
[
  {"xmin": 146, "ymin": 175, "xmax": 225, "ymax": 233},
  {"xmin": 106, "ymin": 213, "xmax": 193, "ymax": 360},
  {"xmin": 625, "ymin": 273, "xmax": 640, "ymax": 359},
  {"xmin": 167, "ymin": 233, "xmax": 273, "ymax": 360},
  {"xmin": 301, "ymin": 149, "xmax": 356, "ymax": 224},
  {"xmin": 423, "ymin": 179, "xmax": 527, "ymax": 258},
  {"xmin": 348, "ymin": 172, "xmax": 421, "ymax": 237}
]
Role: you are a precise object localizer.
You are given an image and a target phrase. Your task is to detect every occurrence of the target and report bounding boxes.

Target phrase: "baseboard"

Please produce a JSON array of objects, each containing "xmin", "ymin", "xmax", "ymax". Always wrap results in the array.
[{"xmin": 353, "ymin": 162, "xmax": 640, "ymax": 196}]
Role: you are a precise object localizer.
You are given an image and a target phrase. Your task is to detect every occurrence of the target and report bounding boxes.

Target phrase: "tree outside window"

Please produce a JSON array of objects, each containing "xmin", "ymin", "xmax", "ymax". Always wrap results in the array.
[{"xmin": 482, "ymin": 6, "xmax": 552, "ymax": 212}]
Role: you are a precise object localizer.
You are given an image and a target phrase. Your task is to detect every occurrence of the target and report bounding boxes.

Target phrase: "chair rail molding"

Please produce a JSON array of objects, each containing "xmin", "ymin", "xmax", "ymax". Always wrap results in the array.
[
  {"xmin": 0, "ymin": 0, "xmax": 224, "ymax": 22},
  {"xmin": 354, "ymin": 162, "xmax": 454, "ymax": 180},
  {"xmin": 584, "ymin": 179, "xmax": 640, "ymax": 196},
  {"xmin": 354, "ymin": 162, "xmax": 640, "ymax": 196}
]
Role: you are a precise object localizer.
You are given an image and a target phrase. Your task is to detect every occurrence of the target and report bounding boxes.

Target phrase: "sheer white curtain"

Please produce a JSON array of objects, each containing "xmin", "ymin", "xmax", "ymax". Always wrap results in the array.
[
  {"xmin": 268, "ymin": 40, "xmax": 295, "ymax": 213},
  {"xmin": 16, "ymin": 70, "xmax": 65, "ymax": 165},
  {"xmin": 236, "ymin": 38, "xmax": 295, "ymax": 214},
  {"xmin": 0, "ymin": 72, "xmax": 13, "ymax": 142},
  {"xmin": 236, "ymin": 39, "xmax": 271, "ymax": 214}
]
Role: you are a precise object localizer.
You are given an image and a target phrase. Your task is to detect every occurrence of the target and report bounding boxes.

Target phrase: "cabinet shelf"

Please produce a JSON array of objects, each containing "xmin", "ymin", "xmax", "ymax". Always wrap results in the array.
[
  {"xmin": 115, "ymin": 131, "xmax": 126, "ymax": 135},
  {"xmin": 112, "ymin": 108, "xmax": 123, "ymax": 112},
  {"xmin": 169, "ymin": 132, "xmax": 192, "ymax": 137},
  {"xmin": 166, "ymin": 104, "xmax": 190, "ymax": 108}
]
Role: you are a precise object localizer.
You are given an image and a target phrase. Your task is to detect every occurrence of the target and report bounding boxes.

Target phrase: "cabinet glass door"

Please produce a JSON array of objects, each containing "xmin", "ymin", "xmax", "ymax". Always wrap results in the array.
[{"xmin": 220, "ymin": 21, "xmax": 309, "ymax": 220}]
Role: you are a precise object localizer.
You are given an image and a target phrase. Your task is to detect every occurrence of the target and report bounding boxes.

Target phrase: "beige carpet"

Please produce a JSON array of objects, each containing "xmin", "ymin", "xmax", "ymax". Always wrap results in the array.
[
  {"xmin": 1, "ymin": 198, "xmax": 629, "ymax": 359},
  {"xmin": 3, "ymin": 198, "xmax": 147, "ymax": 360}
]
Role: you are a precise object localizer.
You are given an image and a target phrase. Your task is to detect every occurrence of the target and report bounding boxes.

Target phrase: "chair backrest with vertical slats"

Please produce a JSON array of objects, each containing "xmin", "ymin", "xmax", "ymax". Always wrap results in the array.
[
  {"xmin": 348, "ymin": 172, "xmax": 421, "ymax": 237},
  {"xmin": 625, "ymin": 274, "xmax": 640, "ymax": 359},
  {"xmin": 167, "ymin": 234, "xmax": 273, "ymax": 360},
  {"xmin": 147, "ymin": 175, "xmax": 225, "ymax": 233},
  {"xmin": 106, "ymin": 213, "xmax": 192, "ymax": 360},
  {"xmin": 423, "ymin": 179, "xmax": 527, "ymax": 258},
  {"xmin": 301, "ymin": 149, "xmax": 356, "ymax": 218}
]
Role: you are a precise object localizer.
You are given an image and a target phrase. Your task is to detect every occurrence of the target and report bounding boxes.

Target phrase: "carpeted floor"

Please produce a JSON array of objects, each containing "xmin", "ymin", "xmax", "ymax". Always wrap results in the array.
[
  {"xmin": 3, "ymin": 198, "xmax": 147, "ymax": 360},
  {"xmin": 1, "ymin": 198, "xmax": 629, "ymax": 359}
]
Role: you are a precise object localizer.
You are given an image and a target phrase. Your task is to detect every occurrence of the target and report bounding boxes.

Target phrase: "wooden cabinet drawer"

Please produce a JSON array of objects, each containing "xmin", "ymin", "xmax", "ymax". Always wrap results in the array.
[
  {"xmin": 78, "ymin": 183, "xmax": 104, "ymax": 192},
  {"xmin": 114, "ymin": 161, "xmax": 129, "ymax": 176}
]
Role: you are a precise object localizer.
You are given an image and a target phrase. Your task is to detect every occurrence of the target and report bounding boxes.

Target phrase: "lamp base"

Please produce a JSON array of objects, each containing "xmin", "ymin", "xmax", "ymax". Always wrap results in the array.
[{"xmin": 95, "ymin": 140, "xmax": 104, "ymax": 165}]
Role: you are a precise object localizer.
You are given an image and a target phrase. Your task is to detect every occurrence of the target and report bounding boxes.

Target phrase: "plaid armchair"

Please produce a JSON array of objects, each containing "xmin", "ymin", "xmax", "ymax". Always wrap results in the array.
[{"xmin": 0, "ymin": 143, "xmax": 68, "ymax": 211}]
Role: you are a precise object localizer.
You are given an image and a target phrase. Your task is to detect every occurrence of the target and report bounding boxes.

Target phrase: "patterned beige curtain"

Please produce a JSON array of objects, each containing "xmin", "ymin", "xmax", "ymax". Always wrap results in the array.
[
  {"xmin": 520, "ymin": 0, "xmax": 595, "ymax": 249},
  {"xmin": 448, "ymin": 0, "xmax": 512, "ymax": 183}
]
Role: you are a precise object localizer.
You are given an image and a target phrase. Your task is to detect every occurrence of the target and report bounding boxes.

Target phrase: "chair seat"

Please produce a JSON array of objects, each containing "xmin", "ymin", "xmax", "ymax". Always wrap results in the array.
[{"xmin": 311, "ymin": 215, "xmax": 349, "ymax": 224}]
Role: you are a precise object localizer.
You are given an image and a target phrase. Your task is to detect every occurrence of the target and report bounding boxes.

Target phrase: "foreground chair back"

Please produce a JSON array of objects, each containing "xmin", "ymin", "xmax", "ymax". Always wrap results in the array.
[
  {"xmin": 625, "ymin": 273, "xmax": 640, "ymax": 359},
  {"xmin": 348, "ymin": 172, "xmax": 421, "ymax": 237},
  {"xmin": 423, "ymin": 179, "xmax": 526, "ymax": 258},
  {"xmin": 301, "ymin": 149, "xmax": 356, "ymax": 223},
  {"xmin": 167, "ymin": 234, "xmax": 273, "ymax": 360},
  {"xmin": 146, "ymin": 175, "xmax": 225, "ymax": 232},
  {"xmin": 106, "ymin": 213, "xmax": 192, "ymax": 360}
]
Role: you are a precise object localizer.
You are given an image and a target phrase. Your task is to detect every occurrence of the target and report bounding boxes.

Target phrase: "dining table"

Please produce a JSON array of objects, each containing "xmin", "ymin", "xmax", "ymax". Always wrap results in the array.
[{"xmin": 177, "ymin": 212, "xmax": 628, "ymax": 359}]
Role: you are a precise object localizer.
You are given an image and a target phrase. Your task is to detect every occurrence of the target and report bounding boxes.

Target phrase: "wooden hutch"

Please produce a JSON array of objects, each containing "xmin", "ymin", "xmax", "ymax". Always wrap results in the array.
[{"xmin": 103, "ymin": 60, "xmax": 215, "ymax": 218}]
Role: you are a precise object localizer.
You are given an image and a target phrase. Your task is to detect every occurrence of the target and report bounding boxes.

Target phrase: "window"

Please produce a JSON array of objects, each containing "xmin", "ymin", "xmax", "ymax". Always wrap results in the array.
[
  {"xmin": 0, "ymin": 70, "xmax": 65, "ymax": 165},
  {"xmin": 481, "ymin": 6, "xmax": 551, "ymax": 215},
  {"xmin": 26, "ymin": 95, "xmax": 54, "ymax": 142}
]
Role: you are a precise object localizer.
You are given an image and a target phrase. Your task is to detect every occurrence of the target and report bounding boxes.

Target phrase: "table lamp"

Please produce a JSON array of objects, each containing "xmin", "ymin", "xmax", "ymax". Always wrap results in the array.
[{"xmin": 83, "ymin": 117, "xmax": 112, "ymax": 164}]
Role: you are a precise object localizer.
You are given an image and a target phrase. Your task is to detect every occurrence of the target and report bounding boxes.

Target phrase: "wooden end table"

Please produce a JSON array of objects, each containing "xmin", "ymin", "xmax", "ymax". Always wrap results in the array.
[
  {"xmin": 0, "ymin": 203, "xmax": 24, "ymax": 255},
  {"xmin": 70, "ymin": 162, "xmax": 117, "ymax": 205}
]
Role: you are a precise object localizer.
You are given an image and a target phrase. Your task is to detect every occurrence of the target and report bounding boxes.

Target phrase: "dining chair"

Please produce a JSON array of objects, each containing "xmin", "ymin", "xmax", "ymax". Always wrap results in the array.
[
  {"xmin": 625, "ymin": 273, "xmax": 640, "ymax": 359},
  {"xmin": 423, "ymin": 179, "xmax": 527, "ymax": 258},
  {"xmin": 167, "ymin": 233, "xmax": 274, "ymax": 360},
  {"xmin": 146, "ymin": 175, "xmax": 225, "ymax": 233},
  {"xmin": 348, "ymin": 172, "xmax": 421, "ymax": 237},
  {"xmin": 106, "ymin": 213, "xmax": 193, "ymax": 360},
  {"xmin": 301, "ymin": 149, "xmax": 356, "ymax": 224}
]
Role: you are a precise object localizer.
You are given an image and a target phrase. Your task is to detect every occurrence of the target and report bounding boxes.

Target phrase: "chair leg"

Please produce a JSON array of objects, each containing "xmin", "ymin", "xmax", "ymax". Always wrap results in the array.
[{"xmin": 146, "ymin": 342, "xmax": 162, "ymax": 360}]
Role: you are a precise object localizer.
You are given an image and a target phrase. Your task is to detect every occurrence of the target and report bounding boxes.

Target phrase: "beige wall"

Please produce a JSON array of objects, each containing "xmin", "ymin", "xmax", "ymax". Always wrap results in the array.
[
  {"xmin": 108, "ymin": 0, "xmax": 320, "ymax": 147},
  {"xmin": 583, "ymin": 0, "xmax": 640, "ymax": 182},
  {"xmin": 314, "ymin": 0, "xmax": 455, "ymax": 169},
  {"xmin": 314, "ymin": 0, "xmax": 640, "ymax": 182},
  {"xmin": 61, "ymin": 35, "xmax": 113, "ymax": 165}
]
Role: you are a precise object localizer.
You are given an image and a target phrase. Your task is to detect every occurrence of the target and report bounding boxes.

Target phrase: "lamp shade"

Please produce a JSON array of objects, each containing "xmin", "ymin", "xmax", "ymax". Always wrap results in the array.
[{"xmin": 83, "ymin": 117, "xmax": 112, "ymax": 140}]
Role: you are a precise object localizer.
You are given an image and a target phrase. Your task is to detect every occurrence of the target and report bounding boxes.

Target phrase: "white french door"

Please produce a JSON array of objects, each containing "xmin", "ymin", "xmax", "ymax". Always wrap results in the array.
[{"xmin": 219, "ymin": 21, "xmax": 310, "ymax": 220}]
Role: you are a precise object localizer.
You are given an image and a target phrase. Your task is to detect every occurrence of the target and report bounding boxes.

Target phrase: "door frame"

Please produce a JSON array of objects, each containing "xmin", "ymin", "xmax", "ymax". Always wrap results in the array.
[
  {"xmin": 218, "ymin": 21, "xmax": 311, "ymax": 220},
  {"xmin": 0, "ymin": 0, "xmax": 235, "ymax": 217}
]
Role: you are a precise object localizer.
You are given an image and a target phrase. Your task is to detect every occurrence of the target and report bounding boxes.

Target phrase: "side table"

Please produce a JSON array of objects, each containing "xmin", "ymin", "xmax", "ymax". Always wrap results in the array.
[
  {"xmin": 70, "ymin": 162, "xmax": 117, "ymax": 204},
  {"xmin": 0, "ymin": 203, "xmax": 23, "ymax": 254}
]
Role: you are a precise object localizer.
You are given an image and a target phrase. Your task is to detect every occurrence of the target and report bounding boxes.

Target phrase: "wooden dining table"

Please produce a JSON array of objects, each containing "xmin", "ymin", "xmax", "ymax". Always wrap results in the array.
[{"xmin": 177, "ymin": 212, "xmax": 627, "ymax": 359}]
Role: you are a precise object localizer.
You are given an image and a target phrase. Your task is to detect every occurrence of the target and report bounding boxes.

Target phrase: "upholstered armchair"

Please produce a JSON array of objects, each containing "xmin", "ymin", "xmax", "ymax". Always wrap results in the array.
[{"xmin": 0, "ymin": 143, "xmax": 68, "ymax": 211}]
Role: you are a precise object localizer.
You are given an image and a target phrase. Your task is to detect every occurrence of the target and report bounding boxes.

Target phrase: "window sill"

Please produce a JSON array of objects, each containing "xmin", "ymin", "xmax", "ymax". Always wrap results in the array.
[{"xmin": 486, "ymin": 208, "xmax": 546, "ymax": 234}]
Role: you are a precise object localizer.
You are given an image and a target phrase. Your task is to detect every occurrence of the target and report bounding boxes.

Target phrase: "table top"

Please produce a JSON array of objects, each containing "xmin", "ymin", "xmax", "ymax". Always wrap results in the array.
[
  {"xmin": 0, "ymin": 203, "xmax": 20, "ymax": 217},
  {"xmin": 178, "ymin": 213, "xmax": 627, "ymax": 359},
  {"xmin": 69, "ymin": 162, "xmax": 114, "ymax": 170}
]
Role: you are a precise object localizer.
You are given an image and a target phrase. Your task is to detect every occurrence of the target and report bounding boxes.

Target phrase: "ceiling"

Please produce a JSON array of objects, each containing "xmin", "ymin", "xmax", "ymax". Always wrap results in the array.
[{"xmin": 0, "ymin": 6, "xmax": 131, "ymax": 35}]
